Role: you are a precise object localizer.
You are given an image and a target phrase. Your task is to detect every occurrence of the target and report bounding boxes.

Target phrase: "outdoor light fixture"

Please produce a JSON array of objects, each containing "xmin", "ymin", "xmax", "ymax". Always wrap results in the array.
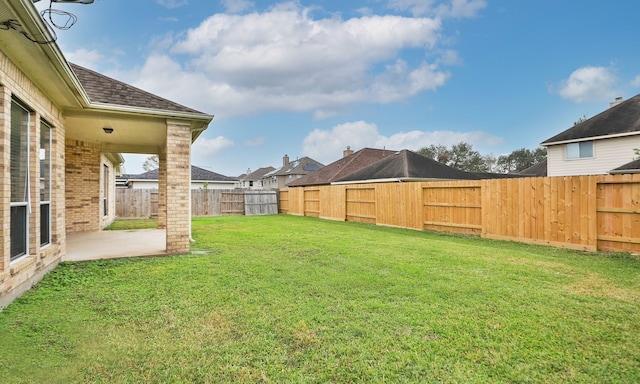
[{"xmin": 103, "ymin": 127, "xmax": 114, "ymax": 134}]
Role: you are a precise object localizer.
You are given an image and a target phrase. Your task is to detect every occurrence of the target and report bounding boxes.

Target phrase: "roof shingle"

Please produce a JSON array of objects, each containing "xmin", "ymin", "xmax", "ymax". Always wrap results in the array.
[{"xmin": 70, "ymin": 63, "xmax": 206, "ymax": 115}]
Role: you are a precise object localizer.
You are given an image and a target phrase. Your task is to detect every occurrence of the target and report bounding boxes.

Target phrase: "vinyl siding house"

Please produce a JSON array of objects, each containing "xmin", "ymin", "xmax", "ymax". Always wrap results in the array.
[
  {"xmin": 541, "ymin": 95, "xmax": 640, "ymax": 176},
  {"xmin": 1, "ymin": 0, "xmax": 213, "ymax": 309},
  {"xmin": 119, "ymin": 166, "xmax": 238, "ymax": 190},
  {"xmin": 239, "ymin": 167, "xmax": 275, "ymax": 189},
  {"xmin": 263, "ymin": 155, "xmax": 324, "ymax": 189}
]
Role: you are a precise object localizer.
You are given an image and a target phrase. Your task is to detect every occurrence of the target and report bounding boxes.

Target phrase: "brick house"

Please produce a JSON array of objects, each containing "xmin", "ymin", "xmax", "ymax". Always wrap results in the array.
[{"xmin": 0, "ymin": 0, "xmax": 213, "ymax": 308}]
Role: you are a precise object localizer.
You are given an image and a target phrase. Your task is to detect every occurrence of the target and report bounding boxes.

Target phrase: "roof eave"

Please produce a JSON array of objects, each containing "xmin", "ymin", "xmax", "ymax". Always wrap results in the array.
[{"xmin": 541, "ymin": 130, "xmax": 640, "ymax": 146}]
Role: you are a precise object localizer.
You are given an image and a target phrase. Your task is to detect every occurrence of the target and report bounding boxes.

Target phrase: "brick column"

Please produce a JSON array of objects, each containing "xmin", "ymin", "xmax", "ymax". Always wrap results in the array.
[
  {"xmin": 0, "ymin": 86, "xmax": 10, "ymax": 274},
  {"xmin": 157, "ymin": 153, "xmax": 167, "ymax": 229},
  {"xmin": 165, "ymin": 121, "xmax": 191, "ymax": 254}
]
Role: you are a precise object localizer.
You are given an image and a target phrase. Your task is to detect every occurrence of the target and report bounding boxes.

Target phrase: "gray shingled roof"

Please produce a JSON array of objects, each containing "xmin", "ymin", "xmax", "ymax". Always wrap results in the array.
[
  {"xmin": 516, "ymin": 159, "xmax": 548, "ymax": 177},
  {"xmin": 242, "ymin": 167, "xmax": 276, "ymax": 181},
  {"xmin": 335, "ymin": 150, "xmax": 480, "ymax": 182},
  {"xmin": 70, "ymin": 63, "xmax": 206, "ymax": 114},
  {"xmin": 610, "ymin": 158, "xmax": 640, "ymax": 174},
  {"xmin": 273, "ymin": 156, "xmax": 324, "ymax": 177},
  {"xmin": 542, "ymin": 94, "xmax": 640, "ymax": 145},
  {"xmin": 123, "ymin": 165, "xmax": 236, "ymax": 182},
  {"xmin": 287, "ymin": 148, "xmax": 397, "ymax": 187}
]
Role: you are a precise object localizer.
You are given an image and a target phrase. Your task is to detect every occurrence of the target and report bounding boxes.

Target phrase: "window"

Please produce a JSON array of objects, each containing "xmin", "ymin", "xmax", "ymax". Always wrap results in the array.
[
  {"xmin": 40, "ymin": 120, "xmax": 52, "ymax": 246},
  {"xmin": 103, "ymin": 164, "xmax": 109, "ymax": 217},
  {"xmin": 10, "ymin": 100, "xmax": 30, "ymax": 260},
  {"xmin": 566, "ymin": 141, "xmax": 593, "ymax": 159}
]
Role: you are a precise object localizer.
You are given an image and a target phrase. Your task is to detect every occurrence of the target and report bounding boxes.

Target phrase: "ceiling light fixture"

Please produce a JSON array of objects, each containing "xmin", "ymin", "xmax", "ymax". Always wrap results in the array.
[{"xmin": 103, "ymin": 127, "xmax": 114, "ymax": 134}]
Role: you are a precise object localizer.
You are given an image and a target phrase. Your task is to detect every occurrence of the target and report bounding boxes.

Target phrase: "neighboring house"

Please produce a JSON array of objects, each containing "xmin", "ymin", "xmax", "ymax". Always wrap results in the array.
[
  {"xmin": 263, "ymin": 155, "xmax": 325, "ymax": 189},
  {"xmin": 118, "ymin": 166, "xmax": 238, "ymax": 189},
  {"xmin": 517, "ymin": 159, "xmax": 548, "ymax": 177},
  {"xmin": 287, "ymin": 147, "xmax": 397, "ymax": 187},
  {"xmin": 609, "ymin": 158, "xmax": 640, "ymax": 175},
  {"xmin": 333, "ymin": 150, "xmax": 481, "ymax": 184},
  {"xmin": 1, "ymin": 0, "xmax": 213, "ymax": 309},
  {"xmin": 240, "ymin": 167, "xmax": 275, "ymax": 189},
  {"xmin": 541, "ymin": 95, "xmax": 640, "ymax": 176}
]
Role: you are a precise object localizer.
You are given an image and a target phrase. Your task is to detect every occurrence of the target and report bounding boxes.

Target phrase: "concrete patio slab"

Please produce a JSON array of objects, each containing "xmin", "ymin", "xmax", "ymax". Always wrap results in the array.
[{"xmin": 64, "ymin": 229, "xmax": 167, "ymax": 262}]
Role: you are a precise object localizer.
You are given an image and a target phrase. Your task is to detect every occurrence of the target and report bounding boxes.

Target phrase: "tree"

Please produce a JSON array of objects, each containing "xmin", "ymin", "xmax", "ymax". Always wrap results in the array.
[
  {"xmin": 496, "ymin": 147, "xmax": 547, "ymax": 173},
  {"xmin": 416, "ymin": 142, "xmax": 490, "ymax": 172},
  {"xmin": 416, "ymin": 144, "xmax": 449, "ymax": 163},
  {"xmin": 142, "ymin": 155, "xmax": 159, "ymax": 171}
]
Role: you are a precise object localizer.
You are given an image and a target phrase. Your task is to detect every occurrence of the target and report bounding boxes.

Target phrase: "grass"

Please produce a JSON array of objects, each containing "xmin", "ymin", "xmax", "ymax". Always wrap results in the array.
[
  {"xmin": 104, "ymin": 218, "xmax": 158, "ymax": 230},
  {"xmin": 1, "ymin": 215, "xmax": 639, "ymax": 383}
]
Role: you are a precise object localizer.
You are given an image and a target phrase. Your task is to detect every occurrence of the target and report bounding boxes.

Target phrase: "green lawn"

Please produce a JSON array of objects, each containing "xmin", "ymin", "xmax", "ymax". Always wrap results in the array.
[{"xmin": 1, "ymin": 215, "xmax": 639, "ymax": 383}]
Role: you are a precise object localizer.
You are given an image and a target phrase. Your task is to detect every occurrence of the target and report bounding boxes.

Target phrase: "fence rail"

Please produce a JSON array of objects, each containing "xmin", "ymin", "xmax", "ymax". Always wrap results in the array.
[
  {"xmin": 116, "ymin": 189, "xmax": 278, "ymax": 218},
  {"xmin": 280, "ymin": 174, "xmax": 640, "ymax": 254}
]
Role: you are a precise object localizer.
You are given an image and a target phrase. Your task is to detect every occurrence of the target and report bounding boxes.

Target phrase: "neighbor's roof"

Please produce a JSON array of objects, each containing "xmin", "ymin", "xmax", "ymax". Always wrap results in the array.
[
  {"xmin": 272, "ymin": 157, "xmax": 324, "ymax": 177},
  {"xmin": 242, "ymin": 167, "xmax": 276, "ymax": 181},
  {"xmin": 334, "ymin": 150, "xmax": 479, "ymax": 183},
  {"xmin": 287, "ymin": 148, "xmax": 397, "ymax": 187},
  {"xmin": 541, "ymin": 93, "xmax": 640, "ymax": 145},
  {"xmin": 122, "ymin": 165, "xmax": 236, "ymax": 182},
  {"xmin": 609, "ymin": 158, "xmax": 640, "ymax": 174},
  {"xmin": 516, "ymin": 159, "xmax": 548, "ymax": 177},
  {"xmin": 70, "ymin": 63, "xmax": 206, "ymax": 115}
]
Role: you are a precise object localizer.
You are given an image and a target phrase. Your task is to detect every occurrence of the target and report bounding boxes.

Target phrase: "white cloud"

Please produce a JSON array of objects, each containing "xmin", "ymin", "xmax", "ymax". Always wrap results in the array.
[
  {"xmin": 221, "ymin": 0, "xmax": 254, "ymax": 14},
  {"xmin": 155, "ymin": 0, "xmax": 188, "ymax": 9},
  {"xmin": 114, "ymin": 4, "xmax": 454, "ymax": 119},
  {"xmin": 65, "ymin": 48, "xmax": 104, "ymax": 69},
  {"xmin": 555, "ymin": 66, "xmax": 618, "ymax": 103},
  {"xmin": 244, "ymin": 136, "xmax": 265, "ymax": 147},
  {"xmin": 192, "ymin": 136, "xmax": 234, "ymax": 164},
  {"xmin": 302, "ymin": 121, "xmax": 503, "ymax": 164},
  {"xmin": 631, "ymin": 75, "xmax": 640, "ymax": 87}
]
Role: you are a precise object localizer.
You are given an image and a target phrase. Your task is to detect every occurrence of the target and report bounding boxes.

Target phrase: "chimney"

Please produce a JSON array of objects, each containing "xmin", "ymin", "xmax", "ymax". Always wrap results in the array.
[
  {"xmin": 283, "ymin": 154, "xmax": 290, "ymax": 168},
  {"xmin": 343, "ymin": 146, "xmax": 354, "ymax": 158},
  {"xmin": 246, "ymin": 168, "xmax": 251, "ymax": 175},
  {"xmin": 610, "ymin": 96, "xmax": 624, "ymax": 108}
]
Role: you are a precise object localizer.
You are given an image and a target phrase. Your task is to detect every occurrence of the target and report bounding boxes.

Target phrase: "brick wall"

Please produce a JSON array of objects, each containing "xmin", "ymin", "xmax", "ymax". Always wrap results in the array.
[
  {"xmin": 65, "ymin": 140, "xmax": 101, "ymax": 233},
  {"xmin": 0, "ymin": 51, "xmax": 65, "ymax": 309},
  {"xmin": 165, "ymin": 121, "xmax": 192, "ymax": 254}
]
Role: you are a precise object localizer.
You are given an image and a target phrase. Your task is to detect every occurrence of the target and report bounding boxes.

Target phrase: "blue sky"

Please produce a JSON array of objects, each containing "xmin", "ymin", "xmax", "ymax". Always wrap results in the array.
[{"xmin": 36, "ymin": 0, "xmax": 640, "ymax": 176}]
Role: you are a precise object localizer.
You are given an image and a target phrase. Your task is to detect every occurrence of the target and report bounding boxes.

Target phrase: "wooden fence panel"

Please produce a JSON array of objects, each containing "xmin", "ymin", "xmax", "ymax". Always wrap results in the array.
[
  {"xmin": 423, "ymin": 181, "xmax": 482, "ymax": 235},
  {"xmin": 191, "ymin": 189, "xmax": 222, "ymax": 216},
  {"xmin": 116, "ymin": 189, "xmax": 154, "ymax": 218},
  {"xmin": 303, "ymin": 188, "xmax": 320, "ymax": 217},
  {"xmin": 596, "ymin": 174, "xmax": 640, "ymax": 253},
  {"xmin": 245, "ymin": 190, "xmax": 278, "ymax": 216},
  {"xmin": 279, "ymin": 189, "xmax": 289, "ymax": 214},
  {"xmin": 345, "ymin": 186, "xmax": 376, "ymax": 224},
  {"xmin": 319, "ymin": 184, "xmax": 346, "ymax": 221},
  {"xmin": 376, "ymin": 183, "xmax": 423, "ymax": 230},
  {"xmin": 221, "ymin": 191, "xmax": 244, "ymax": 215}
]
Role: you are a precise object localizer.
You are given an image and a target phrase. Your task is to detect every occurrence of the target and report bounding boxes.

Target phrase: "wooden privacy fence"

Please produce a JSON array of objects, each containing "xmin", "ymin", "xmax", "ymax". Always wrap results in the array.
[
  {"xmin": 116, "ymin": 189, "xmax": 278, "ymax": 218},
  {"xmin": 279, "ymin": 174, "xmax": 640, "ymax": 254}
]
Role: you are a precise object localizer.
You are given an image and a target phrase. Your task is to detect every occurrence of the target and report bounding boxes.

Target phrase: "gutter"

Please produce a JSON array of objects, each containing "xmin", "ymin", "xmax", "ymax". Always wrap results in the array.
[{"xmin": 542, "ymin": 131, "xmax": 640, "ymax": 146}]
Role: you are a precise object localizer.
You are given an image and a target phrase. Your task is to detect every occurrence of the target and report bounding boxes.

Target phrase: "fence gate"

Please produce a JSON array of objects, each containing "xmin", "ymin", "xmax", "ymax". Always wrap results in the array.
[
  {"xmin": 244, "ymin": 190, "xmax": 278, "ymax": 216},
  {"xmin": 221, "ymin": 191, "xmax": 245, "ymax": 215}
]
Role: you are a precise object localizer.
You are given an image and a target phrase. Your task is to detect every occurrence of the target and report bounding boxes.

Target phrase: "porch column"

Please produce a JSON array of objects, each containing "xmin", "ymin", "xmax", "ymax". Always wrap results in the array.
[
  {"xmin": 157, "ymin": 153, "xmax": 167, "ymax": 229},
  {"xmin": 165, "ymin": 121, "xmax": 191, "ymax": 254}
]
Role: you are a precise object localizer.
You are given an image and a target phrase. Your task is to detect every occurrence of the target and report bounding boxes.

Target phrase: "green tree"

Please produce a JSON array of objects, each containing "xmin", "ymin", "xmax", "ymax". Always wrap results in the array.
[
  {"xmin": 496, "ymin": 147, "xmax": 547, "ymax": 173},
  {"xmin": 417, "ymin": 142, "xmax": 490, "ymax": 172}
]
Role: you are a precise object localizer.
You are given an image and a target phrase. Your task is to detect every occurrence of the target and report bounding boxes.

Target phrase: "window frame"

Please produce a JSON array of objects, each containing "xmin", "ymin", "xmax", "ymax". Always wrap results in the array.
[
  {"xmin": 40, "ymin": 119, "xmax": 52, "ymax": 247},
  {"xmin": 566, "ymin": 141, "xmax": 594, "ymax": 160},
  {"xmin": 10, "ymin": 99, "xmax": 31, "ymax": 261}
]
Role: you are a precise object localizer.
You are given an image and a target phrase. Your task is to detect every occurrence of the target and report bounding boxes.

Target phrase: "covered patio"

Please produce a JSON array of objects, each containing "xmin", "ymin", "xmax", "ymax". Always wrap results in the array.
[{"xmin": 64, "ymin": 229, "xmax": 167, "ymax": 262}]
